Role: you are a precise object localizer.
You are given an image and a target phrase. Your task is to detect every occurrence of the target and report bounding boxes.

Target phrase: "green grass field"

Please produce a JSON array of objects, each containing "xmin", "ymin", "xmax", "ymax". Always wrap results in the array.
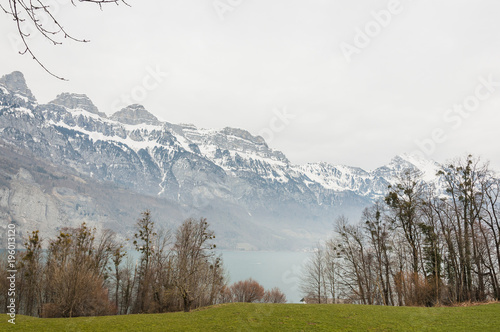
[{"xmin": 2, "ymin": 302, "xmax": 500, "ymax": 331}]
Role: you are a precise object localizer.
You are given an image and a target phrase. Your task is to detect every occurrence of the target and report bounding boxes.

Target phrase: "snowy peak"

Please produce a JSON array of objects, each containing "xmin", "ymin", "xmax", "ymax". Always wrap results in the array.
[
  {"xmin": 300, "ymin": 163, "xmax": 369, "ymax": 183},
  {"xmin": 397, "ymin": 153, "xmax": 441, "ymax": 181},
  {"xmin": 0, "ymin": 71, "xmax": 36, "ymax": 102},
  {"xmin": 297, "ymin": 154, "xmax": 443, "ymax": 199},
  {"xmin": 298, "ymin": 162, "xmax": 386, "ymax": 196},
  {"xmin": 50, "ymin": 92, "xmax": 106, "ymax": 118},
  {"xmin": 110, "ymin": 104, "xmax": 160, "ymax": 125},
  {"xmin": 173, "ymin": 124, "xmax": 290, "ymax": 167},
  {"xmin": 372, "ymin": 154, "xmax": 441, "ymax": 183}
]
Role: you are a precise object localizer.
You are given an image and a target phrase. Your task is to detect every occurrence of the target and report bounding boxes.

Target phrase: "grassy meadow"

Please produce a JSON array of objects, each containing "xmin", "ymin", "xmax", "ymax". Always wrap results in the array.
[{"xmin": 2, "ymin": 302, "xmax": 500, "ymax": 331}]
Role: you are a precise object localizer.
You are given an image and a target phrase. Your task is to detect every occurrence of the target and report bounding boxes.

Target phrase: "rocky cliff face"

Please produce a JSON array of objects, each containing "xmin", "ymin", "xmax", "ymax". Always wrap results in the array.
[
  {"xmin": 0, "ymin": 71, "xmax": 36, "ymax": 102},
  {"xmin": 0, "ymin": 71, "xmax": 442, "ymax": 249},
  {"xmin": 50, "ymin": 92, "xmax": 106, "ymax": 118},
  {"xmin": 110, "ymin": 104, "xmax": 160, "ymax": 125}
]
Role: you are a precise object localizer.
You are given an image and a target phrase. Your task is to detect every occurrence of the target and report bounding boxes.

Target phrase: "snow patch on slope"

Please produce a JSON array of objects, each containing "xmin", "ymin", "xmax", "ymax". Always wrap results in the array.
[{"xmin": 50, "ymin": 119, "xmax": 177, "ymax": 153}]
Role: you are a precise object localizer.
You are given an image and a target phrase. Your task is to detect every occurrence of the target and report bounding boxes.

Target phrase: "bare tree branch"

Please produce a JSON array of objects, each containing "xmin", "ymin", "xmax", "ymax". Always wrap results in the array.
[{"xmin": 1, "ymin": 0, "xmax": 129, "ymax": 80}]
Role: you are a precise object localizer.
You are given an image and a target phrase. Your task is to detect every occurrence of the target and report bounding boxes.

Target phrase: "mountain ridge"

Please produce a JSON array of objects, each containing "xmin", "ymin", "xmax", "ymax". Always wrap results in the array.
[{"xmin": 0, "ymin": 71, "xmax": 443, "ymax": 250}]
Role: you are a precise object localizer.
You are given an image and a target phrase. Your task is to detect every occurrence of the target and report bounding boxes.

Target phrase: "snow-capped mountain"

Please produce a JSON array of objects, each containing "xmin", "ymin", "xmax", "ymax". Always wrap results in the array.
[{"xmin": 0, "ymin": 71, "xmax": 441, "ymax": 249}]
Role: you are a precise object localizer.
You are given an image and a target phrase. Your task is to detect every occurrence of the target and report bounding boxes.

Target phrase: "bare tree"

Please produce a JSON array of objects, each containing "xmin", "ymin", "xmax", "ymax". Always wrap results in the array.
[
  {"xmin": 132, "ymin": 210, "xmax": 156, "ymax": 313},
  {"xmin": 0, "ymin": 0, "xmax": 128, "ymax": 79},
  {"xmin": 21, "ymin": 231, "xmax": 44, "ymax": 316},
  {"xmin": 263, "ymin": 287, "xmax": 287, "ymax": 303},
  {"xmin": 148, "ymin": 228, "xmax": 175, "ymax": 313},
  {"xmin": 481, "ymin": 176, "xmax": 500, "ymax": 300},
  {"xmin": 336, "ymin": 217, "xmax": 376, "ymax": 305},
  {"xmin": 117, "ymin": 256, "xmax": 137, "ymax": 315},
  {"xmin": 41, "ymin": 223, "xmax": 116, "ymax": 317},
  {"xmin": 324, "ymin": 238, "xmax": 342, "ymax": 304},
  {"xmin": 109, "ymin": 242, "xmax": 126, "ymax": 313},
  {"xmin": 363, "ymin": 202, "xmax": 395, "ymax": 306},
  {"xmin": 300, "ymin": 244, "xmax": 328, "ymax": 304},
  {"xmin": 172, "ymin": 218, "xmax": 219, "ymax": 312},
  {"xmin": 438, "ymin": 155, "xmax": 489, "ymax": 302},
  {"xmin": 385, "ymin": 169, "xmax": 425, "ymax": 275},
  {"xmin": 230, "ymin": 278, "xmax": 265, "ymax": 303},
  {"xmin": 0, "ymin": 253, "xmax": 11, "ymax": 313},
  {"xmin": 420, "ymin": 189, "xmax": 445, "ymax": 306}
]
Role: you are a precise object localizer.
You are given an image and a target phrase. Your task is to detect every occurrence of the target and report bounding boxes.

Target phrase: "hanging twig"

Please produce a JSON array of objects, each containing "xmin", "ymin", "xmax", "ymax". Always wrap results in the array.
[{"xmin": 1, "ymin": 0, "xmax": 130, "ymax": 80}]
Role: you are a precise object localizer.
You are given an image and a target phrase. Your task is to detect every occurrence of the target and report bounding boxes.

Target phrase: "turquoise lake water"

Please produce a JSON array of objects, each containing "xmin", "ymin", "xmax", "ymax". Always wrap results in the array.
[{"xmin": 219, "ymin": 251, "xmax": 312, "ymax": 303}]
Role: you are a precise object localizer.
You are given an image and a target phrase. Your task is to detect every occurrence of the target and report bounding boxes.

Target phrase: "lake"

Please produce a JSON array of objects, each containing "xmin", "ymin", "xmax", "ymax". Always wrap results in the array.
[{"xmin": 219, "ymin": 251, "xmax": 312, "ymax": 303}]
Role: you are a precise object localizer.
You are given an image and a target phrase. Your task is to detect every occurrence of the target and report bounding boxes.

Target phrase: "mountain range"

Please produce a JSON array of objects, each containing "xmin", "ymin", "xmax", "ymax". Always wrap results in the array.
[{"xmin": 0, "ymin": 71, "xmax": 442, "ymax": 250}]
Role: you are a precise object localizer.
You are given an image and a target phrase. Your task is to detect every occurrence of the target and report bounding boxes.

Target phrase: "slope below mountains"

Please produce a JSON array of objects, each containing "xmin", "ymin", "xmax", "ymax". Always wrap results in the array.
[{"xmin": 0, "ymin": 71, "xmax": 440, "ymax": 250}]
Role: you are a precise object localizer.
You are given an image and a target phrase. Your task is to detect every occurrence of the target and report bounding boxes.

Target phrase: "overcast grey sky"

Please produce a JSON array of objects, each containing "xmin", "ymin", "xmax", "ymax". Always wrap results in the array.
[{"xmin": 1, "ymin": 0, "xmax": 499, "ymax": 170}]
